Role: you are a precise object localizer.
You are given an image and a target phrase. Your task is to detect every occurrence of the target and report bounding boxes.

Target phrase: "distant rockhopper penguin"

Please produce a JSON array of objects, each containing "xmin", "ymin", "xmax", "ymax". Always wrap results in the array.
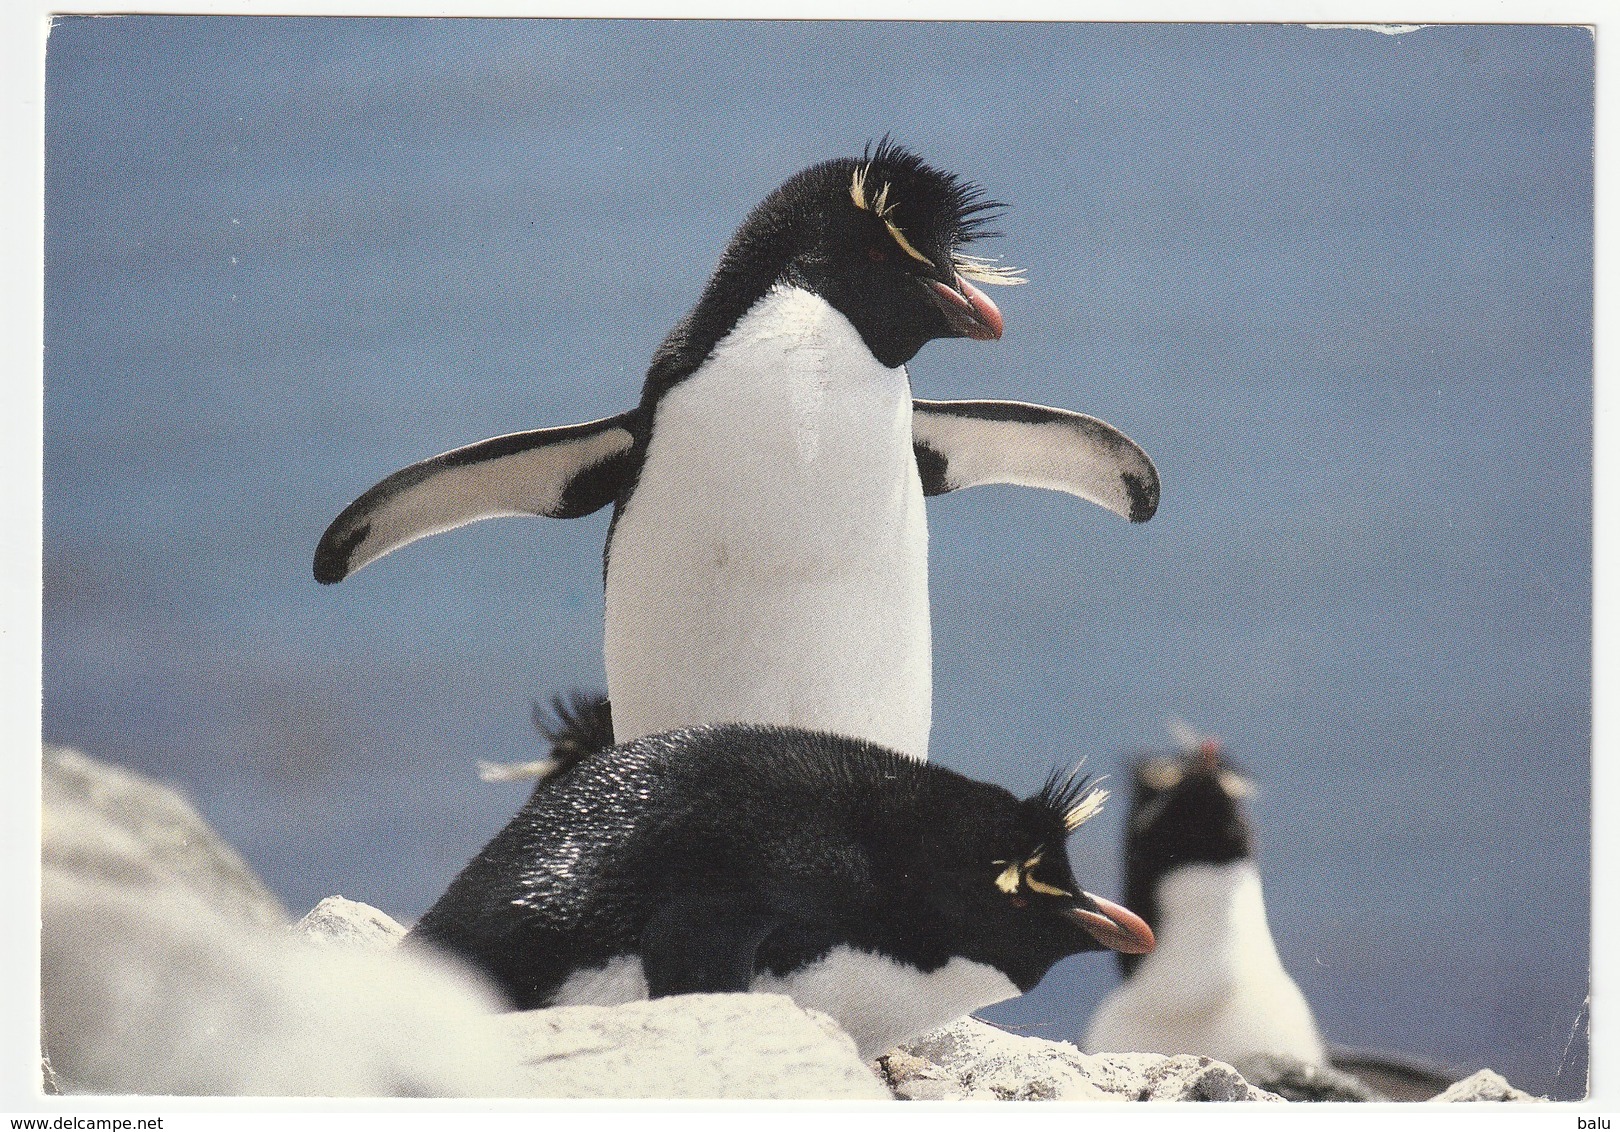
[
  {"xmin": 313, "ymin": 140, "xmax": 1160, "ymax": 761},
  {"xmin": 1082, "ymin": 733, "xmax": 1327, "ymax": 1067},
  {"xmin": 407, "ymin": 724, "xmax": 1155, "ymax": 1059}
]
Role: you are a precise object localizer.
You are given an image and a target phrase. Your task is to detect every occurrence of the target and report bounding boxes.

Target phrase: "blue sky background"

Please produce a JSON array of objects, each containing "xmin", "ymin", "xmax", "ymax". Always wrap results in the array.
[{"xmin": 42, "ymin": 17, "xmax": 1591, "ymax": 1097}]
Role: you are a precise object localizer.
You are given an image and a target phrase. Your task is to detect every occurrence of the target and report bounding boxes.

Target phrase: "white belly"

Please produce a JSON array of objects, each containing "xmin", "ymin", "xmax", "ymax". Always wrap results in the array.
[
  {"xmin": 1083, "ymin": 861, "xmax": 1327, "ymax": 1065},
  {"xmin": 547, "ymin": 954, "xmax": 650, "ymax": 1007},
  {"xmin": 605, "ymin": 285, "xmax": 932, "ymax": 759},
  {"xmin": 751, "ymin": 945, "xmax": 1019, "ymax": 1060},
  {"xmin": 544, "ymin": 947, "xmax": 1017, "ymax": 1061}
]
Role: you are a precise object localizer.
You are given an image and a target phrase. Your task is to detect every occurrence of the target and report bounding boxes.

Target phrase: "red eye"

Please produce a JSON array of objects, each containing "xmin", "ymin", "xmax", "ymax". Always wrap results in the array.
[
  {"xmin": 867, "ymin": 246, "xmax": 888, "ymax": 263},
  {"xmin": 1009, "ymin": 896, "xmax": 1028, "ymax": 909}
]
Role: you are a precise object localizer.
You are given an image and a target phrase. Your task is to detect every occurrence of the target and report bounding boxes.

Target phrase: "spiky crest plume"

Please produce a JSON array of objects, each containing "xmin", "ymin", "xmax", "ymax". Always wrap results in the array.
[
  {"xmin": 848, "ymin": 137, "xmax": 1027, "ymax": 285},
  {"xmin": 476, "ymin": 691, "xmax": 615, "ymax": 785},
  {"xmin": 1034, "ymin": 763, "xmax": 1110, "ymax": 834}
]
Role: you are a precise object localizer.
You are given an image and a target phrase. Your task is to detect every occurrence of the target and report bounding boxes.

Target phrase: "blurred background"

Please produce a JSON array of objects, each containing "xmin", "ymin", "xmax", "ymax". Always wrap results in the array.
[{"xmin": 43, "ymin": 17, "xmax": 1590, "ymax": 1097}]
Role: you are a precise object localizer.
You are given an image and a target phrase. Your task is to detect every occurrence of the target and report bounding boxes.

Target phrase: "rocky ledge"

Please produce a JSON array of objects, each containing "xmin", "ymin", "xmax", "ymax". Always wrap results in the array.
[
  {"xmin": 881, "ymin": 1018, "xmax": 1283, "ymax": 1101},
  {"xmin": 40, "ymin": 747, "xmax": 1548, "ymax": 1101}
]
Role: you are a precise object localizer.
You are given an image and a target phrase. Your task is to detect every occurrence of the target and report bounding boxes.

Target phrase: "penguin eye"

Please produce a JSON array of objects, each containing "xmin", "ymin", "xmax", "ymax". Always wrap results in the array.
[
  {"xmin": 867, "ymin": 245, "xmax": 889, "ymax": 263},
  {"xmin": 849, "ymin": 165, "xmax": 936, "ymax": 269},
  {"xmin": 992, "ymin": 853, "xmax": 1074, "ymax": 901}
]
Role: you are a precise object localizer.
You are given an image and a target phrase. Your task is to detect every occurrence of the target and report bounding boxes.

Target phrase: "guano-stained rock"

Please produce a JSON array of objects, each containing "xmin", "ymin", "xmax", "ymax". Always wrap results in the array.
[
  {"xmin": 1427, "ymin": 1069, "xmax": 1546, "ymax": 1103},
  {"xmin": 882, "ymin": 1017, "xmax": 1284, "ymax": 1102},
  {"xmin": 293, "ymin": 895, "xmax": 409, "ymax": 950}
]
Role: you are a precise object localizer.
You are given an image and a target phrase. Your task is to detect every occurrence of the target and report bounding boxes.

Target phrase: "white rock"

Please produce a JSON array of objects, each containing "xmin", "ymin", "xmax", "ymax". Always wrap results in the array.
[
  {"xmin": 293, "ymin": 895, "xmax": 409, "ymax": 950},
  {"xmin": 42, "ymin": 871, "xmax": 524, "ymax": 1096},
  {"xmin": 500, "ymin": 993, "xmax": 892, "ymax": 1100},
  {"xmin": 42, "ymin": 745, "xmax": 287, "ymax": 929},
  {"xmin": 883, "ymin": 1017, "xmax": 1285, "ymax": 1102},
  {"xmin": 1427, "ymin": 1069, "xmax": 1546, "ymax": 1103},
  {"xmin": 42, "ymin": 748, "xmax": 523, "ymax": 1096},
  {"xmin": 1083, "ymin": 1051, "xmax": 1287, "ymax": 1102}
]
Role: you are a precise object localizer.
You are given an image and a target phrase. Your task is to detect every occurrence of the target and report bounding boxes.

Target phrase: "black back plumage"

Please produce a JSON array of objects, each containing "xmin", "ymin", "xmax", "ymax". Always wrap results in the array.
[
  {"xmin": 408, "ymin": 724, "xmax": 1124, "ymax": 1010},
  {"xmin": 1118, "ymin": 739, "xmax": 1254, "ymax": 976}
]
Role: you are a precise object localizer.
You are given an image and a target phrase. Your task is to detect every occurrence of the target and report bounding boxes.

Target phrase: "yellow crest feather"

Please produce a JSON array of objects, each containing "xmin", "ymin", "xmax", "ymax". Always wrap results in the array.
[
  {"xmin": 849, "ymin": 164, "xmax": 936, "ymax": 269},
  {"xmin": 992, "ymin": 850, "xmax": 1074, "ymax": 898},
  {"xmin": 882, "ymin": 218, "xmax": 936, "ymax": 268},
  {"xmin": 953, "ymin": 253, "xmax": 1028, "ymax": 286},
  {"xmin": 1064, "ymin": 786, "xmax": 1109, "ymax": 832},
  {"xmin": 1025, "ymin": 876, "xmax": 1074, "ymax": 898}
]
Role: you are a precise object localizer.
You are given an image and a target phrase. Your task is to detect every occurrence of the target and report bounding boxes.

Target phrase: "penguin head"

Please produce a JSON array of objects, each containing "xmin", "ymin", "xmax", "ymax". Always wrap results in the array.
[
  {"xmin": 905, "ymin": 766, "xmax": 1155, "ymax": 992},
  {"xmin": 1117, "ymin": 733, "xmax": 1256, "ymax": 975},
  {"xmin": 1127, "ymin": 737, "xmax": 1255, "ymax": 870},
  {"xmin": 711, "ymin": 139, "xmax": 1025, "ymax": 368}
]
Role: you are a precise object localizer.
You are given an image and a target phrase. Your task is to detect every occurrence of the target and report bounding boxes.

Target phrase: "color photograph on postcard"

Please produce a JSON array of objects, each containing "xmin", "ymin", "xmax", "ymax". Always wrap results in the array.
[{"xmin": 39, "ymin": 16, "xmax": 1591, "ymax": 1103}]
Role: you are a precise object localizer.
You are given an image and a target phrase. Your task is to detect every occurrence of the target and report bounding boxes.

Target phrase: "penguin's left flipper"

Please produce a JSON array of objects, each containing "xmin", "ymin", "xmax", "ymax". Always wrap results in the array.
[
  {"xmin": 639, "ymin": 894, "xmax": 782, "ymax": 996},
  {"xmin": 314, "ymin": 411, "xmax": 639, "ymax": 584},
  {"xmin": 912, "ymin": 399, "xmax": 1160, "ymax": 522}
]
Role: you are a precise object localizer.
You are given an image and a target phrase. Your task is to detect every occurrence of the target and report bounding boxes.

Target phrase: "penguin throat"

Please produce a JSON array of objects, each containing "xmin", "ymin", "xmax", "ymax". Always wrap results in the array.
[
  {"xmin": 1150, "ymin": 861, "xmax": 1282, "ymax": 974},
  {"xmin": 786, "ymin": 268, "xmax": 935, "ymax": 369}
]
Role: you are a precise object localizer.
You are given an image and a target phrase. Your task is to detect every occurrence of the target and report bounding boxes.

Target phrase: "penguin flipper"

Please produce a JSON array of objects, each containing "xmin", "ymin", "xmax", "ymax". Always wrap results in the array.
[
  {"xmin": 912, "ymin": 399, "xmax": 1160, "ymax": 522},
  {"xmin": 640, "ymin": 896, "xmax": 780, "ymax": 996},
  {"xmin": 314, "ymin": 411, "xmax": 639, "ymax": 584}
]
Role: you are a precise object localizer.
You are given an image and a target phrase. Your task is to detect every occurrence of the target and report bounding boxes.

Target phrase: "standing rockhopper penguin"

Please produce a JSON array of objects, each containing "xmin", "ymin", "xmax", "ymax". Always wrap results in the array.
[
  {"xmin": 314, "ymin": 141, "xmax": 1160, "ymax": 761},
  {"xmin": 1083, "ymin": 734, "xmax": 1327, "ymax": 1066},
  {"xmin": 407, "ymin": 724, "xmax": 1155, "ymax": 1059}
]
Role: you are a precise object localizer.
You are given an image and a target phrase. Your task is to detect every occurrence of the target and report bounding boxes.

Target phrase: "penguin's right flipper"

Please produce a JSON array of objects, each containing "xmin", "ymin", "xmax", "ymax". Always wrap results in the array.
[
  {"xmin": 640, "ymin": 895, "xmax": 781, "ymax": 996},
  {"xmin": 314, "ymin": 411, "xmax": 639, "ymax": 584},
  {"xmin": 912, "ymin": 399, "xmax": 1160, "ymax": 522}
]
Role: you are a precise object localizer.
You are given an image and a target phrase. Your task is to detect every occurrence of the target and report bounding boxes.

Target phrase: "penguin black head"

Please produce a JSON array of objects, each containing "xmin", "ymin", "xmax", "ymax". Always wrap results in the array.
[
  {"xmin": 1118, "ymin": 733, "xmax": 1256, "ymax": 975},
  {"xmin": 654, "ymin": 139, "xmax": 1024, "ymax": 386},
  {"xmin": 409, "ymin": 725, "xmax": 1152, "ymax": 1053},
  {"xmin": 798, "ymin": 138, "xmax": 1020, "ymax": 363},
  {"xmin": 888, "ymin": 763, "xmax": 1156, "ymax": 993}
]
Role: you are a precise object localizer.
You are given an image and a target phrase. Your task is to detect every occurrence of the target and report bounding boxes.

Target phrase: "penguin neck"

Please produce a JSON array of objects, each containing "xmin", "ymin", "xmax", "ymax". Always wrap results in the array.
[
  {"xmin": 604, "ymin": 285, "xmax": 933, "ymax": 759},
  {"xmin": 641, "ymin": 228, "xmax": 796, "ymax": 408},
  {"xmin": 1149, "ymin": 860, "xmax": 1286, "ymax": 980}
]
